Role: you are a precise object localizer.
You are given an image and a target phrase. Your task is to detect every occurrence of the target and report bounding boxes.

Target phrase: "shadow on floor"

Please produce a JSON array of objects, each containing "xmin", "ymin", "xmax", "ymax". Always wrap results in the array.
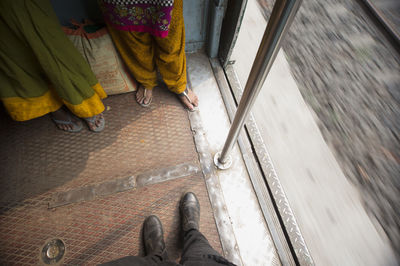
[{"xmin": 0, "ymin": 88, "xmax": 194, "ymax": 215}]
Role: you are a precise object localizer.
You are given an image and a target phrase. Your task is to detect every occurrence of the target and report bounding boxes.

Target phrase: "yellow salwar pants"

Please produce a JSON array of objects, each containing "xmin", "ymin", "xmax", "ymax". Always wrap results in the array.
[{"xmin": 106, "ymin": 0, "xmax": 187, "ymax": 94}]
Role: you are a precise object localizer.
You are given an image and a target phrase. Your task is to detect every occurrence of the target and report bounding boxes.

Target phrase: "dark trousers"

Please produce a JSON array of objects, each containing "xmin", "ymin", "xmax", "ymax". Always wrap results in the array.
[{"xmin": 100, "ymin": 229, "xmax": 236, "ymax": 266}]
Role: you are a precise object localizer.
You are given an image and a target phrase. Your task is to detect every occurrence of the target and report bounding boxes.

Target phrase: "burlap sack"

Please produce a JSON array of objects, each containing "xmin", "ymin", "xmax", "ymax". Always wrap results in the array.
[{"xmin": 63, "ymin": 21, "xmax": 137, "ymax": 95}]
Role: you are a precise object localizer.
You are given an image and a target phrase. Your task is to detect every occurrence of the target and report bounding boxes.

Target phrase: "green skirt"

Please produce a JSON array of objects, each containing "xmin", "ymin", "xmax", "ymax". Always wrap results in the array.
[{"xmin": 0, "ymin": 0, "xmax": 107, "ymax": 121}]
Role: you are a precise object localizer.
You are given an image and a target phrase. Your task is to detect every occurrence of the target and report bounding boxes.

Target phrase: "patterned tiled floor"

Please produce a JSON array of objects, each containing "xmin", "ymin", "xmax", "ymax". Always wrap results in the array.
[{"xmin": 0, "ymin": 89, "xmax": 221, "ymax": 265}]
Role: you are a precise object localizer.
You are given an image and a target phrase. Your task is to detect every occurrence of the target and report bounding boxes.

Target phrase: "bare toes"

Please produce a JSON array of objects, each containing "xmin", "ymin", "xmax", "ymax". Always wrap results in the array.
[
  {"xmin": 189, "ymin": 91, "xmax": 199, "ymax": 107},
  {"xmin": 193, "ymin": 97, "xmax": 199, "ymax": 107},
  {"xmin": 136, "ymin": 87, "xmax": 145, "ymax": 100},
  {"xmin": 183, "ymin": 98, "xmax": 194, "ymax": 111},
  {"xmin": 143, "ymin": 96, "xmax": 151, "ymax": 105}
]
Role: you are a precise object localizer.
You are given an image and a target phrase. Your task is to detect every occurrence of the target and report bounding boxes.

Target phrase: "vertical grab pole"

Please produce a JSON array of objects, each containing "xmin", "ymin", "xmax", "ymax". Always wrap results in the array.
[{"xmin": 214, "ymin": 0, "xmax": 302, "ymax": 169}]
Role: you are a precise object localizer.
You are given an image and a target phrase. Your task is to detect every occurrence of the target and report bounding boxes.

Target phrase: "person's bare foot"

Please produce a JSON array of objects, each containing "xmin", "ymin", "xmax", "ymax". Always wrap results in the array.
[
  {"xmin": 178, "ymin": 88, "xmax": 198, "ymax": 111},
  {"xmin": 136, "ymin": 86, "xmax": 153, "ymax": 107},
  {"xmin": 83, "ymin": 113, "xmax": 105, "ymax": 132},
  {"xmin": 50, "ymin": 108, "xmax": 83, "ymax": 132}
]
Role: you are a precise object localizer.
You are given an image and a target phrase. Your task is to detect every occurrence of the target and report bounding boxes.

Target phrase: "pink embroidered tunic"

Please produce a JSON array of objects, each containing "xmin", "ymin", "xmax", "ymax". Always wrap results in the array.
[{"xmin": 99, "ymin": 0, "xmax": 174, "ymax": 38}]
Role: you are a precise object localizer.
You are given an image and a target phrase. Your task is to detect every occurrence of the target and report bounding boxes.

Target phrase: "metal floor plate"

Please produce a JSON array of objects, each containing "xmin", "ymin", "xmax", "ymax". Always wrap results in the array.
[{"xmin": 0, "ymin": 89, "xmax": 221, "ymax": 265}]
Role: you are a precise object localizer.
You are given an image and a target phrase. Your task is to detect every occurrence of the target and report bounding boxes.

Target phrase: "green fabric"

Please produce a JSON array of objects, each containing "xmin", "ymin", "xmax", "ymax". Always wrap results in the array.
[{"xmin": 0, "ymin": 0, "xmax": 98, "ymax": 105}]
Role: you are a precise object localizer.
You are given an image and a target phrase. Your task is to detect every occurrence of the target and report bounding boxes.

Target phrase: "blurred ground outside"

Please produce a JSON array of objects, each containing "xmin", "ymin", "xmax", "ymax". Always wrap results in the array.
[
  {"xmin": 230, "ymin": 0, "xmax": 399, "ymax": 264},
  {"xmin": 257, "ymin": 0, "xmax": 400, "ymax": 255}
]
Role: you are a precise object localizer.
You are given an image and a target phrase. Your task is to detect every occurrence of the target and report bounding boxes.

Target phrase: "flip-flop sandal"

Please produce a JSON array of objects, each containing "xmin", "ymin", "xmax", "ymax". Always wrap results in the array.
[
  {"xmin": 51, "ymin": 116, "xmax": 83, "ymax": 133},
  {"xmin": 83, "ymin": 114, "xmax": 105, "ymax": 133},
  {"xmin": 178, "ymin": 88, "xmax": 198, "ymax": 112},
  {"xmin": 136, "ymin": 86, "xmax": 152, "ymax": 108}
]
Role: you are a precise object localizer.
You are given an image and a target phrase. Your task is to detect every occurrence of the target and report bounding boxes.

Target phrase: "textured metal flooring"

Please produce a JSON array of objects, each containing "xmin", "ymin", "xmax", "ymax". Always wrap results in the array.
[{"xmin": 0, "ymin": 89, "xmax": 222, "ymax": 265}]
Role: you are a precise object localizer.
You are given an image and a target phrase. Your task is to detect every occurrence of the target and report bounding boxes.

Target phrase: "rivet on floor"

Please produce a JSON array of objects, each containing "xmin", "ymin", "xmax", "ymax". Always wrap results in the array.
[{"xmin": 40, "ymin": 239, "xmax": 65, "ymax": 265}]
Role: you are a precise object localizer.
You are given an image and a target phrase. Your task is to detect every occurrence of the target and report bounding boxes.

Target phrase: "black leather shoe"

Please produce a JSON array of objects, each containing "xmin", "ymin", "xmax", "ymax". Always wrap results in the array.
[
  {"xmin": 143, "ymin": 215, "xmax": 166, "ymax": 257},
  {"xmin": 180, "ymin": 192, "xmax": 200, "ymax": 232}
]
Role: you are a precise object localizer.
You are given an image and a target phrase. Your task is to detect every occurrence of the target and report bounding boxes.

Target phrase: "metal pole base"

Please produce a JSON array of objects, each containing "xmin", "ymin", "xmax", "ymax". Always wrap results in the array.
[{"xmin": 214, "ymin": 152, "xmax": 232, "ymax": 170}]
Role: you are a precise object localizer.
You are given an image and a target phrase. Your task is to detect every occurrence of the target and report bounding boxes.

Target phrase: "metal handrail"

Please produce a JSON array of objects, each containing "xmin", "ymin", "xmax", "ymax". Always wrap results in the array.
[{"xmin": 215, "ymin": 0, "xmax": 303, "ymax": 169}]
